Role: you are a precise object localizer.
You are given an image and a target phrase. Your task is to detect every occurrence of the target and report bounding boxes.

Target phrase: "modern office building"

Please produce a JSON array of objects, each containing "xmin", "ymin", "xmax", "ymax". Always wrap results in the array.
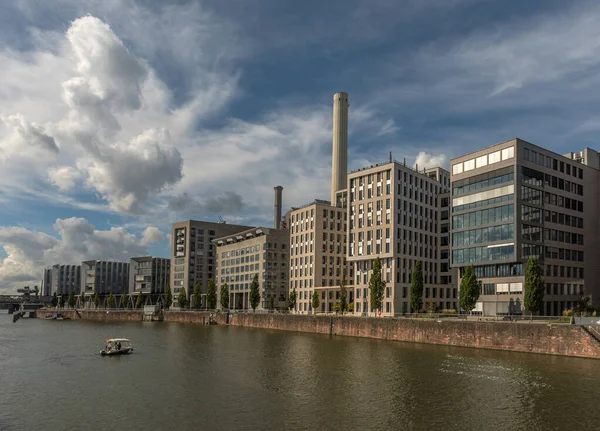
[
  {"xmin": 129, "ymin": 256, "xmax": 170, "ymax": 299},
  {"xmin": 42, "ymin": 264, "xmax": 81, "ymax": 296},
  {"xmin": 42, "ymin": 268, "xmax": 52, "ymax": 297},
  {"xmin": 450, "ymin": 138, "xmax": 600, "ymax": 316},
  {"xmin": 81, "ymin": 260, "xmax": 129, "ymax": 296},
  {"xmin": 288, "ymin": 199, "xmax": 351, "ymax": 313},
  {"xmin": 347, "ymin": 160, "xmax": 452, "ymax": 316},
  {"xmin": 214, "ymin": 227, "xmax": 289, "ymax": 310},
  {"xmin": 170, "ymin": 220, "xmax": 253, "ymax": 307}
]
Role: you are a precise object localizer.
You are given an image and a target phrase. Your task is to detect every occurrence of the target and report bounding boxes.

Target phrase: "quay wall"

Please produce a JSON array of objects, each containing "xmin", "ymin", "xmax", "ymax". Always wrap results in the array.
[
  {"xmin": 34, "ymin": 309, "xmax": 600, "ymax": 359},
  {"xmin": 219, "ymin": 313, "xmax": 600, "ymax": 359}
]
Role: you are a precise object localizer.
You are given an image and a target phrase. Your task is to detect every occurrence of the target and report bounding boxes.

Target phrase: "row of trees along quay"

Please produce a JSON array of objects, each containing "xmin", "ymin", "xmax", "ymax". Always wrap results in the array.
[{"xmin": 44, "ymin": 257, "xmax": 563, "ymax": 317}]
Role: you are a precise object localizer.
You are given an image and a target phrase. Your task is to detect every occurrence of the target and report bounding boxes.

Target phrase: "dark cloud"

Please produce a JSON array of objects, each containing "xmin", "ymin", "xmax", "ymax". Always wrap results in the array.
[{"xmin": 168, "ymin": 191, "xmax": 246, "ymax": 215}]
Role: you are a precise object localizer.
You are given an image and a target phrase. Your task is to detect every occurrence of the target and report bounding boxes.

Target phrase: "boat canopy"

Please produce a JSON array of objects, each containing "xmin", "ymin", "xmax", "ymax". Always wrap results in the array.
[{"xmin": 106, "ymin": 338, "xmax": 131, "ymax": 343}]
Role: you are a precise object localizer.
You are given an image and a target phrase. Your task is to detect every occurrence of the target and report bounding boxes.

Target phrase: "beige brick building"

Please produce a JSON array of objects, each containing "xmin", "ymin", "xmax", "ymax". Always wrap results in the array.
[
  {"xmin": 347, "ymin": 160, "xmax": 453, "ymax": 316},
  {"xmin": 287, "ymin": 200, "xmax": 351, "ymax": 313},
  {"xmin": 170, "ymin": 220, "xmax": 253, "ymax": 307},
  {"xmin": 450, "ymin": 138, "xmax": 600, "ymax": 315},
  {"xmin": 214, "ymin": 227, "xmax": 289, "ymax": 310}
]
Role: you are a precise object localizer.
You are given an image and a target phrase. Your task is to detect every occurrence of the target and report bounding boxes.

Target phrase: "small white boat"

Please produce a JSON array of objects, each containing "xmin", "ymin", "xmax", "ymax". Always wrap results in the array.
[{"xmin": 100, "ymin": 338, "xmax": 133, "ymax": 356}]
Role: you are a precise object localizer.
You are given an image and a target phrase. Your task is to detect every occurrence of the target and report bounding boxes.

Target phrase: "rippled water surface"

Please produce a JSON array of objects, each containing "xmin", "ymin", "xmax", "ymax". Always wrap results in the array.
[{"xmin": 1, "ymin": 312, "xmax": 600, "ymax": 430}]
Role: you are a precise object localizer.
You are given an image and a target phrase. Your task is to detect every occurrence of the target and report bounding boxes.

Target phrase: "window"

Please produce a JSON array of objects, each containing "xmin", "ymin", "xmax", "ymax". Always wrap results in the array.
[
  {"xmin": 489, "ymin": 151, "xmax": 501, "ymax": 164},
  {"xmin": 501, "ymin": 146, "xmax": 514, "ymax": 160},
  {"xmin": 476, "ymin": 155, "xmax": 488, "ymax": 168},
  {"xmin": 452, "ymin": 163, "xmax": 463, "ymax": 175},
  {"xmin": 464, "ymin": 159, "xmax": 475, "ymax": 171}
]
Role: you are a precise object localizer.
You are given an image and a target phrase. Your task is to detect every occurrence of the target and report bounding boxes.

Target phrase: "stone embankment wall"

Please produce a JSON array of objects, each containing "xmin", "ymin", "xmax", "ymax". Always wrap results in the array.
[
  {"xmin": 36, "ymin": 309, "xmax": 143, "ymax": 321},
  {"xmin": 219, "ymin": 313, "xmax": 600, "ymax": 359},
  {"xmin": 34, "ymin": 309, "xmax": 600, "ymax": 359}
]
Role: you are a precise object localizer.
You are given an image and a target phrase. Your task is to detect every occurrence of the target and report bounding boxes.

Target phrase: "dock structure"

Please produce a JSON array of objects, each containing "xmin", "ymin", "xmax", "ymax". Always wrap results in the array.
[{"xmin": 142, "ymin": 304, "xmax": 163, "ymax": 322}]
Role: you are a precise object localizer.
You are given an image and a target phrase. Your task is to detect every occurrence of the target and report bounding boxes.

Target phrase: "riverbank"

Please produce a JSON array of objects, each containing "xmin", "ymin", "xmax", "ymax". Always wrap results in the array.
[{"xmin": 33, "ymin": 309, "xmax": 600, "ymax": 359}]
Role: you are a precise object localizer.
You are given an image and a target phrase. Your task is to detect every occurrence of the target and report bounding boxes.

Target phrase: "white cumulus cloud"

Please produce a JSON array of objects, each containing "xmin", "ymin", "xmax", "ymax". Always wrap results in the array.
[{"xmin": 0, "ymin": 218, "xmax": 164, "ymax": 293}]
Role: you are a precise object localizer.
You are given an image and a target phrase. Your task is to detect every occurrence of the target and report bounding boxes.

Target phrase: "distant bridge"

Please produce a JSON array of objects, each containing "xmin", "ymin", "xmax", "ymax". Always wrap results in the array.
[{"xmin": 0, "ymin": 295, "xmax": 47, "ymax": 314}]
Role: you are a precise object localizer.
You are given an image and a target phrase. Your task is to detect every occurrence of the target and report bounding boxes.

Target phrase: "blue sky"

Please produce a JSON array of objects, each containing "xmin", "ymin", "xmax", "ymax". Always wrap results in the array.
[{"xmin": 1, "ymin": 0, "xmax": 599, "ymax": 292}]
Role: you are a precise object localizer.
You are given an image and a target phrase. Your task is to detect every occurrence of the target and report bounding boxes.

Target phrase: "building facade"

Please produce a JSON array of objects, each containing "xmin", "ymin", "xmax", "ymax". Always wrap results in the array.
[
  {"xmin": 288, "ymin": 200, "xmax": 351, "ymax": 313},
  {"xmin": 170, "ymin": 220, "xmax": 253, "ymax": 307},
  {"xmin": 450, "ymin": 138, "xmax": 600, "ymax": 316},
  {"xmin": 347, "ymin": 160, "xmax": 453, "ymax": 316},
  {"xmin": 129, "ymin": 256, "xmax": 170, "ymax": 297},
  {"xmin": 42, "ymin": 268, "xmax": 52, "ymax": 297},
  {"xmin": 44, "ymin": 264, "xmax": 81, "ymax": 296},
  {"xmin": 214, "ymin": 227, "xmax": 289, "ymax": 310},
  {"xmin": 81, "ymin": 260, "xmax": 129, "ymax": 296}
]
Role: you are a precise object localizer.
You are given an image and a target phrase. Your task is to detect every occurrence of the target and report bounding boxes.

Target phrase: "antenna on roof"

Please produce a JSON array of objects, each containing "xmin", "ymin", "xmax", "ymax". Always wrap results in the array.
[{"xmin": 218, "ymin": 216, "xmax": 225, "ymax": 224}]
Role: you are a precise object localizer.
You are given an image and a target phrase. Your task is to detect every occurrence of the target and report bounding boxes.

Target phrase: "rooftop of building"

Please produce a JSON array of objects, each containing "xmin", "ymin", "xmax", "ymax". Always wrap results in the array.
[
  {"xmin": 450, "ymin": 137, "xmax": 600, "ymax": 170},
  {"xmin": 290, "ymin": 199, "xmax": 333, "ymax": 211},
  {"xmin": 212, "ymin": 226, "xmax": 286, "ymax": 245},
  {"xmin": 349, "ymin": 158, "xmax": 449, "ymax": 177}
]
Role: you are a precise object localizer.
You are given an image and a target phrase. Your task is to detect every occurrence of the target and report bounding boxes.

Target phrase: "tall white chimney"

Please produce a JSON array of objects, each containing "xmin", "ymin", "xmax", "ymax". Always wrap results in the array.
[
  {"xmin": 331, "ymin": 92, "xmax": 349, "ymax": 205},
  {"xmin": 274, "ymin": 185, "xmax": 283, "ymax": 229}
]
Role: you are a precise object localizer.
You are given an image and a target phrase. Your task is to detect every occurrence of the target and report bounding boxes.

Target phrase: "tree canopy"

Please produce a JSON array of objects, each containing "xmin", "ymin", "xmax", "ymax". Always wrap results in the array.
[
  {"xmin": 220, "ymin": 283, "xmax": 229, "ymax": 309},
  {"xmin": 207, "ymin": 278, "xmax": 217, "ymax": 309},
  {"xmin": 524, "ymin": 257, "xmax": 545, "ymax": 315},
  {"xmin": 369, "ymin": 257, "xmax": 385, "ymax": 314},
  {"xmin": 410, "ymin": 260, "xmax": 424, "ymax": 313},
  {"xmin": 250, "ymin": 274, "xmax": 260, "ymax": 311},
  {"xmin": 459, "ymin": 265, "xmax": 481, "ymax": 313}
]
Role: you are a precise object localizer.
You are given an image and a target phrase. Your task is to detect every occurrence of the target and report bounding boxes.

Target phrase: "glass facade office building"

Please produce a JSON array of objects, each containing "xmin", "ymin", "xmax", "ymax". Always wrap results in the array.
[{"xmin": 450, "ymin": 138, "xmax": 599, "ymax": 316}]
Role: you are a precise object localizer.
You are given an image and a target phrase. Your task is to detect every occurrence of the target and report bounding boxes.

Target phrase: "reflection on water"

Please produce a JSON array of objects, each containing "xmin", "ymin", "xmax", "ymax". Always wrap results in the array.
[{"xmin": 1, "ymin": 315, "xmax": 600, "ymax": 431}]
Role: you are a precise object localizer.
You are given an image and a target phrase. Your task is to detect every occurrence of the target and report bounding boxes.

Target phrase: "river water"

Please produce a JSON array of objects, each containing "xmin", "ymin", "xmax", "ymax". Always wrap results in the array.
[{"xmin": 1, "ymin": 312, "xmax": 599, "ymax": 431}]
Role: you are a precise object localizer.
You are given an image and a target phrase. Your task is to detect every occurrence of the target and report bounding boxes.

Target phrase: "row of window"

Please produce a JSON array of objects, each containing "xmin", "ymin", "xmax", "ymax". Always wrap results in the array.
[
  {"xmin": 545, "ymin": 282, "xmax": 584, "ymax": 296},
  {"xmin": 482, "ymin": 282, "xmax": 523, "ymax": 295},
  {"xmin": 545, "ymin": 264, "xmax": 584, "ymax": 279},
  {"xmin": 544, "ymin": 210, "xmax": 583, "ymax": 229},
  {"xmin": 452, "ymin": 223, "xmax": 514, "ymax": 247},
  {"xmin": 452, "ymin": 146, "xmax": 514, "ymax": 175},
  {"xmin": 461, "ymin": 263, "xmax": 523, "ymax": 279},
  {"xmin": 545, "ymin": 247, "xmax": 584, "ymax": 262},
  {"xmin": 452, "ymin": 244, "xmax": 514, "ymax": 264},
  {"xmin": 452, "ymin": 193, "xmax": 513, "ymax": 213},
  {"xmin": 544, "ymin": 229, "xmax": 584, "ymax": 245},
  {"xmin": 545, "ymin": 192, "xmax": 583, "ymax": 212},
  {"xmin": 452, "ymin": 166, "xmax": 514, "ymax": 196},
  {"xmin": 452, "ymin": 204, "xmax": 514, "ymax": 229},
  {"xmin": 523, "ymin": 147, "xmax": 583, "ymax": 180}
]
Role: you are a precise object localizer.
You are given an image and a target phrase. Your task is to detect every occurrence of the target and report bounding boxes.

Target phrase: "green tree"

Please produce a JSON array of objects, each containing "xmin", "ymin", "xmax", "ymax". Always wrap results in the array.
[
  {"xmin": 164, "ymin": 281, "xmax": 172, "ymax": 309},
  {"xmin": 107, "ymin": 292, "xmax": 115, "ymax": 308},
  {"xmin": 524, "ymin": 257, "xmax": 545, "ymax": 315},
  {"xmin": 93, "ymin": 292, "xmax": 100, "ymax": 308},
  {"xmin": 348, "ymin": 302, "xmax": 354, "ymax": 313},
  {"xmin": 193, "ymin": 283, "xmax": 202, "ymax": 309},
  {"xmin": 339, "ymin": 275, "xmax": 348, "ymax": 315},
  {"xmin": 207, "ymin": 278, "xmax": 217, "ymax": 310},
  {"xmin": 459, "ymin": 265, "xmax": 481, "ymax": 314},
  {"xmin": 50, "ymin": 292, "xmax": 58, "ymax": 307},
  {"xmin": 288, "ymin": 288, "xmax": 297, "ymax": 311},
  {"xmin": 269, "ymin": 295, "xmax": 275, "ymax": 310},
  {"xmin": 177, "ymin": 288, "xmax": 188, "ymax": 309},
  {"xmin": 410, "ymin": 260, "xmax": 424, "ymax": 313},
  {"xmin": 121, "ymin": 293, "xmax": 129, "ymax": 309},
  {"xmin": 136, "ymin": 293, "xmax": 144, "ymax": 309},
  {"xmin": 67, "ymin": 292, "xmax": 75, "ymax": 308},
  {"xmin": 58, "ymin": 295, "xmax": 65, "ymax": 308},
  {"xmin": 311, "ymin": 291, "xmax": 320, "ymax": 312},
  {"xmin": 249, "ymin": 274, "xmax": 260, "ymax": 312},
  {"xmin": 220, "ymin": 283, "xmax": 229, "ymax": 309},
  {"xmin": 79, "ymin": 292, "xmax": 85, "ymax": 308},
  {"xmin": 369, "ymin": 257, "xmax": 385, "ymax": 315}
]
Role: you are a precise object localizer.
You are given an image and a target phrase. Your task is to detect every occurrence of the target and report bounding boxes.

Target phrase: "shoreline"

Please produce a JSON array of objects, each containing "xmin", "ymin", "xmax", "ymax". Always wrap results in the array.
[{"xmin": 32, "ymin": 308, "xmax": 600, "ymax": 359}]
